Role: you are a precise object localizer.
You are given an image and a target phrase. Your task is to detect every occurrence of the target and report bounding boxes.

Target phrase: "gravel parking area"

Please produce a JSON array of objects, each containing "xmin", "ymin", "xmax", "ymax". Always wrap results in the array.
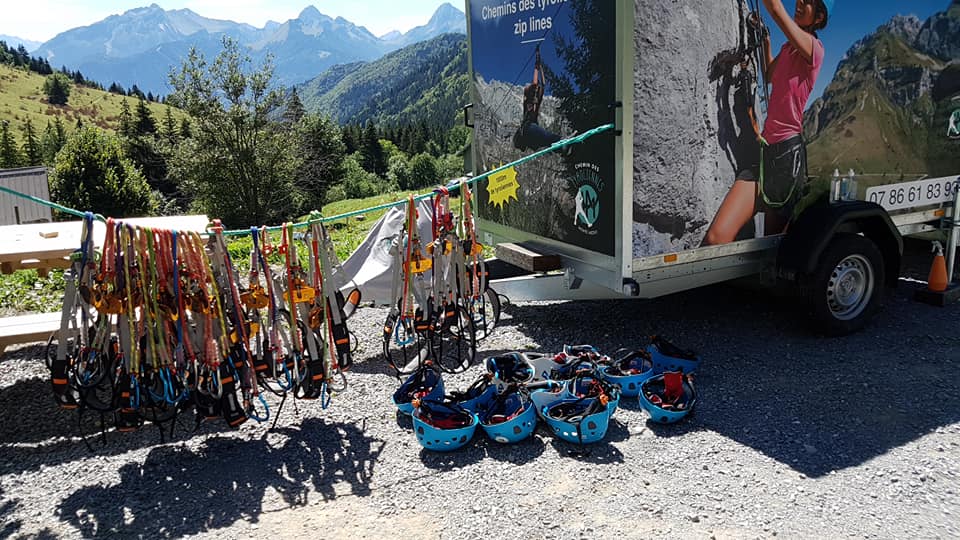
[{"xmin": 1, "ymin": 242, "xmax": 958, "ymax": 539}]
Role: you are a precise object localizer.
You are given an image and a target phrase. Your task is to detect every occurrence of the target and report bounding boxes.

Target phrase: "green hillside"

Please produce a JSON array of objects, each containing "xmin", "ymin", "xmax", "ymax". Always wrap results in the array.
[
  {"xmin": 298, "ymin": 33, "xmax": 469, "ymax": 128},
  {"xmin": 803, "ymin": 10, "xmax": 960, "ymax": 180},
  {"xmin": 0, "ymin": 64, "xmax": 180, "ymax": 143}
]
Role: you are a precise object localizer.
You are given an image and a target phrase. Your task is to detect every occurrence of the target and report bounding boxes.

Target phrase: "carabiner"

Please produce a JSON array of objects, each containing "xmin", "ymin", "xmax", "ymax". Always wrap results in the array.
[
  {"xmin": 248, "ymin": 394, "xmax": 270, "ymax": 423},
  {"xmin": 320, "ymin": 380, "xmax": 331, "ymax": 410},
  {"xmin": 394, "ymin": 317, "xmax": 415, "ymax": 346},
  {"xmin": 130, "ymin": 376, "xmax": 141, "ymax": 410}
]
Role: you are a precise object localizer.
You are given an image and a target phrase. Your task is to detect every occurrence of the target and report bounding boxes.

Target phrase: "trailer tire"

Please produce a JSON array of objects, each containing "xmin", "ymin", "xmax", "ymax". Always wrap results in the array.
[{"xmin": 807, "ymin": 233, "xmax": 885, "ymax": 336}]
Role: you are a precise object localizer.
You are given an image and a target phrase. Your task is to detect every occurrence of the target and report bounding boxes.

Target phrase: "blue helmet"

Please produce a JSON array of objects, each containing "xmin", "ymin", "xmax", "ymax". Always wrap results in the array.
[{"xmin": 820, "ymin": 0, "xmax": 834, "ymax": 17}]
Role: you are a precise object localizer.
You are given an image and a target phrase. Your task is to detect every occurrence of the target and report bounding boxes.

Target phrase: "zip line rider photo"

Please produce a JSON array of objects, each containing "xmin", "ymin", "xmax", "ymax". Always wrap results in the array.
[
  {"xmin": 704, "ymin": 0, "xmax": 833, "ymax": 246},
  {"xmin": 514, "ymin": 45, "xmax": 563, "ymax": 152}
]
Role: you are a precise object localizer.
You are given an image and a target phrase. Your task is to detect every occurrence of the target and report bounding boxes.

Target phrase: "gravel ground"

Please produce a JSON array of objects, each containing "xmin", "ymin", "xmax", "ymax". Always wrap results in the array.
[{"xmin": 1, "ymin": 241, "xmax": 958, "ymax": 540}]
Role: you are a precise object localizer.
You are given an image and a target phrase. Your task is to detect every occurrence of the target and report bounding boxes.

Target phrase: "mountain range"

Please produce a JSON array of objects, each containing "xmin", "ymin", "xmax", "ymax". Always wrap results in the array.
[
  {"xmin": 31, "ymin": 3, "xmax": 466, "ymax": 95},
  {"xmin": 297, "ymin": 33, "xmax": 468, "ymax": 128},
  {"xmin": 803, "ymin": 0, "xmax": 960, "ymax": 177},
  {"xmin": 0, "ymin": 34, "xmax": 41, "ymax": 51}
]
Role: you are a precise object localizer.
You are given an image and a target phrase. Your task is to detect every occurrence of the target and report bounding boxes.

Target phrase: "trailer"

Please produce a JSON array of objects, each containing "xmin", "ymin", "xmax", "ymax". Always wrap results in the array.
[{"xmin": 464, "ymin": 0, "xmax": 960, "ymax": 335}]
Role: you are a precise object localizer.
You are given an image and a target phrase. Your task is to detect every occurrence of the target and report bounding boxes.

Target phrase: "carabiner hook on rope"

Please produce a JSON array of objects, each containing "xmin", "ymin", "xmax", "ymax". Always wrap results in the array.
[
  {"xmin": 130, "ymin": 376, "xmax": 141, "ymax": 410},
  {"xmin": 248, "ymin": 393, "xmax": 270, "ymax": 422},
  {"xmin": 320, "ymin": 380, "xmax": 331, "ymax": 410},
  {"xmin": 394, "ymin": 317, "xmax": 415, "ymax": 346}
]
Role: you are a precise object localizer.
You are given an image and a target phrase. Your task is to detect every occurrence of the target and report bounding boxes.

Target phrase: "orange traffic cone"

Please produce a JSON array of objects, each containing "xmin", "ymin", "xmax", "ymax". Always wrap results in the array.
[{"xmin": 928, "ymin": 241, "xmax": 948, "ymax": 293}]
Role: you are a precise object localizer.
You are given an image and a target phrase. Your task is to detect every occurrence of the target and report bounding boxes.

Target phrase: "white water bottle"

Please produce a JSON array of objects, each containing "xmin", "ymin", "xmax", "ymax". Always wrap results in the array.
[
  {"xmin": 831, "ymin": 168, "xmax": 841, "ymax": 204},
  {"xmin": 846, "ymin": 169, "xmax": 857, "ymax": 201}
]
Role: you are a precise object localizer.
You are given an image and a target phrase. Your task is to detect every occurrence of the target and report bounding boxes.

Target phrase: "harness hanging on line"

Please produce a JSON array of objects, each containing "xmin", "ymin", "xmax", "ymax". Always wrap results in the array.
[
  {"xmin": 47, "ymin": 213, "xmax": 361, "ymax": 444},
  {"xmin": 383, "ymin": 195, "xmax": 434, "ymax": 376},
  {"xmin": 428, "ymin": 187, "xmax": 475, "ymax": 374}
]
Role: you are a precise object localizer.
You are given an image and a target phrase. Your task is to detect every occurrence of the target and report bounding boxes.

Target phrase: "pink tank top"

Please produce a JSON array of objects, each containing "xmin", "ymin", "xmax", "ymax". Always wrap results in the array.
[{"xmin": 762, "ymin": 38, "xmax": 824, "ymax": 145}]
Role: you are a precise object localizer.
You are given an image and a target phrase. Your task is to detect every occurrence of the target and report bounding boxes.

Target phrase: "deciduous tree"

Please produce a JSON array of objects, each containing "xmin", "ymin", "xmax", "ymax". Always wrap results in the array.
[
  {"xmin": 167, "ymin": 37, "xmax": 298, "ymax": 227},
  {"xmin": 49, "ymin": 127, "xmax": 157, "ymax": 218}
]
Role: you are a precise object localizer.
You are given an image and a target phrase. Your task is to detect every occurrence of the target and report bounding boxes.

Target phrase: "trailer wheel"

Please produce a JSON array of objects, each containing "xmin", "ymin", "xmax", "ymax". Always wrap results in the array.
[{"xmin": 807, "ymin": 233, "xmax": 885, "ymax": 336}]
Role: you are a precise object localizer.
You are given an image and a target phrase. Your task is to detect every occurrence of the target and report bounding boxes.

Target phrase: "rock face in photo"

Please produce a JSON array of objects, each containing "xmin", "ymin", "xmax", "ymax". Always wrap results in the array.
[
  {"xmin": 633, "ymin": 0, "xmax": 750, "ymax": 257},
  {"xmin": 473, "ymin": 76, "xmax": 574, "ymax": 244}
]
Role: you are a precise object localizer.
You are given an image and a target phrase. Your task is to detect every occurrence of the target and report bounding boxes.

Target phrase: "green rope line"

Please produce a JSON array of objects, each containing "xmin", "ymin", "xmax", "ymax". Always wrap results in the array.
[
  {"xmin": 0, "ymin": 184, "xmax": 106, "ymax": 223},
  {"xmin": 0, "ymin": 122, "xmax": 614, "ymax": 235},
  {"xmin": 220, "ymin": 122, "xmax": 614, "ymax": 235}
]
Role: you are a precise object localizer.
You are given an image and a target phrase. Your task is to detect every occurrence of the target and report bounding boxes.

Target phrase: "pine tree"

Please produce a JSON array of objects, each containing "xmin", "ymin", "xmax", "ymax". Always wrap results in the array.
[
  {"xmin": 21, "ymin": 119, "xmax": 41, "ymax": 166},
  {"xmin": 161, "ymin": 107, "xmax": 178, "ymax": 144},
  {"xmin": 284, "ymin": 88, "xmax": 306, "ymax": 125},
  {"xmin": 295, "ymin": 114, "xmax": 346, "ymax": 211},
  {"xmin": 179, "ymin": 117, "xmax": 192, "ymax": 140},
  {"xmin": 43, "ymin": 73, "xmax": 71, "ymax": 106},
  {"xmin": 342, "ymin": 125, "xmax": 359, "ymax": 155},
  {"xmin": 40, "ymin": 118, "xmax": 68, "ymax": 164},
  {"xmin": 360, "ymin": 122, "xmax": 384, "ymax": 175},
  {"xmin": 118, "ymin": 99, "xmax": 134, "ymax": 137},
  {"xmin": 0, "ymin": 121, "xmax": 23, "ymax": 168},
  {"xmin": 134, "ymin": 98, "xmax": 156, "ymax": 136}
]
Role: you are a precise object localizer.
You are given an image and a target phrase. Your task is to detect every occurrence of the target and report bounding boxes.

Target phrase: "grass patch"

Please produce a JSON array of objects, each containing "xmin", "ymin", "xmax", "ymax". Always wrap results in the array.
[
  {"xmin": 321, "ymin": 190, "xmax": 422, "ymax": 261},
  {"xmin": 0, "ymin": 64, "xmax": 184, "ymax": 144},
  {"xmin": 0, "ymin": 269, "xmax": 66, "ymax": 316}
]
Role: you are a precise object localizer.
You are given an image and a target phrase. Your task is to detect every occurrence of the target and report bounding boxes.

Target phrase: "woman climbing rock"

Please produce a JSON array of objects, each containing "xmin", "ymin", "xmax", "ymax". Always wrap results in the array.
[{"xmin": 704, "ymin": 0, "xmax": 833, "ymax": 245}]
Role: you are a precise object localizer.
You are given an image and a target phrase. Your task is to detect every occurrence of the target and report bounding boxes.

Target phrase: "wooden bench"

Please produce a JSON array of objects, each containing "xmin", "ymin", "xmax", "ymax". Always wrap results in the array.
[{"xmin": 0, "ymin": 312, "xmax": 62, "ymax": 355}]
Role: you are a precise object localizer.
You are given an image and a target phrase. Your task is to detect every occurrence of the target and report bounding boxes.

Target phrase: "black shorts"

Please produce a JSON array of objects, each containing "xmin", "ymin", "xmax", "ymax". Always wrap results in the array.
[{"xmin": 737, "ymin": 135, "xmax": 808, "ymax": 217}]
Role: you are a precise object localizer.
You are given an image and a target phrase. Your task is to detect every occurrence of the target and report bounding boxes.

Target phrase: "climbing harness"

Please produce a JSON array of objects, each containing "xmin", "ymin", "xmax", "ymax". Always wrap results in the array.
[
  {"xmin": 48, "ymin": 214, "xmax": 359, "ymax": 444},
  {"xmin": 383, "ymin": 190, "xmax": 488, "ymax": 376}
]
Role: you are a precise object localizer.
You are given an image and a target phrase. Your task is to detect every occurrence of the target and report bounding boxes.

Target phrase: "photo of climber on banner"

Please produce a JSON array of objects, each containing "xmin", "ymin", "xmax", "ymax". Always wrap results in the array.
[
  {"xmin": 470, "ymin": 0, "xmax": 617, "ymax": 256},
  {"xmin": 514, "ymin": 46, "xmax": 563, "ymax": 152},
  {"xmin": 704, "ymin": 0, "xmax": 832, "ymax": 246}
]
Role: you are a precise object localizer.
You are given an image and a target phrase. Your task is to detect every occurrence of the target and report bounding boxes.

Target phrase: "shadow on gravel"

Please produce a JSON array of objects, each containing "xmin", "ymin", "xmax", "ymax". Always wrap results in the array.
[
  {"xmin": 500, "ymin": 277, "xmax": 960, "ymax": 478},
  {"xmin": 58, "ymin": 419, "xmax": 383, "ymax": 538},
  {"xmin": 0, "ymin": 375, "xmax": 101, "ymax": 445},
  {"xmin": 419, "ymin": 443, "xmax": 485, "ymax": 470},
  {"xmin": 0, "ymin": 401, "xmax": 233, "ymax": 478},
  {"xmin": 1, "ymin": 487, "xmax": 23, "ymax": 539},
  {"xmin": 480, "ymin": 433, "xmax": 547, "ymax": 464}
]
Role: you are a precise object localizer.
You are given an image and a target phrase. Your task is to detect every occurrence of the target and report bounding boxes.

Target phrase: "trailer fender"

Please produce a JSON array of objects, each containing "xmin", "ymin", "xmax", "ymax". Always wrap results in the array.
[{"xmin": 777, "ymin": 199, "xmax": 903, "ymax": 287}]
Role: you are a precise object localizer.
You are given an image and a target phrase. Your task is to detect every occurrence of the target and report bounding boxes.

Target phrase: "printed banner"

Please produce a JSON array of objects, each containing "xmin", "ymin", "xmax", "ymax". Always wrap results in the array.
[{"xmin": 469, "ymin": 0, "xmax": 617, "ymax": 256}]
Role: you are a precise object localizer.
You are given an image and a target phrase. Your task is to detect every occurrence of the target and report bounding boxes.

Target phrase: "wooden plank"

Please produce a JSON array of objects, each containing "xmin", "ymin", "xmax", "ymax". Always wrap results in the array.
[
  {"xmin": 495, "ymin": 242, "xmax": 562, "ymax": 273},
  {"xmin": 0, "ymin": 312, "xmax": 65, "ymax": 353},
  {"xmin": 0, "ymin": 215, "xmax": 209, "ymax": 275}
]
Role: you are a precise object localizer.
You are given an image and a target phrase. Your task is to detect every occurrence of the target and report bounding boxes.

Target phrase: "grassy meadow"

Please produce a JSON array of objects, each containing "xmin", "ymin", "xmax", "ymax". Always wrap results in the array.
[{"xmin": 0, "ymin": 64, "xmax": 180, "ymax": 141}]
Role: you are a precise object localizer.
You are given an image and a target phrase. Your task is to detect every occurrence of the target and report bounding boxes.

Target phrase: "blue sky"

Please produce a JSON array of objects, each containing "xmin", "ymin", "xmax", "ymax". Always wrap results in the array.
[
  {"xmin": 0, "ymin": 1, "xmax": 451, "ymax": 43},
  {"xmin": 761, "ymin": 0, "xmax": 950, "ymax": 103}
]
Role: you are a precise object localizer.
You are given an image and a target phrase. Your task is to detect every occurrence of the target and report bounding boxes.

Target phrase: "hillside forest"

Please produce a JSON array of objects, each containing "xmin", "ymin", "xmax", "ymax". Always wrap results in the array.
[{"xmin": 0, "ymin": 36, "xmax": 469, "ymax": 228}]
